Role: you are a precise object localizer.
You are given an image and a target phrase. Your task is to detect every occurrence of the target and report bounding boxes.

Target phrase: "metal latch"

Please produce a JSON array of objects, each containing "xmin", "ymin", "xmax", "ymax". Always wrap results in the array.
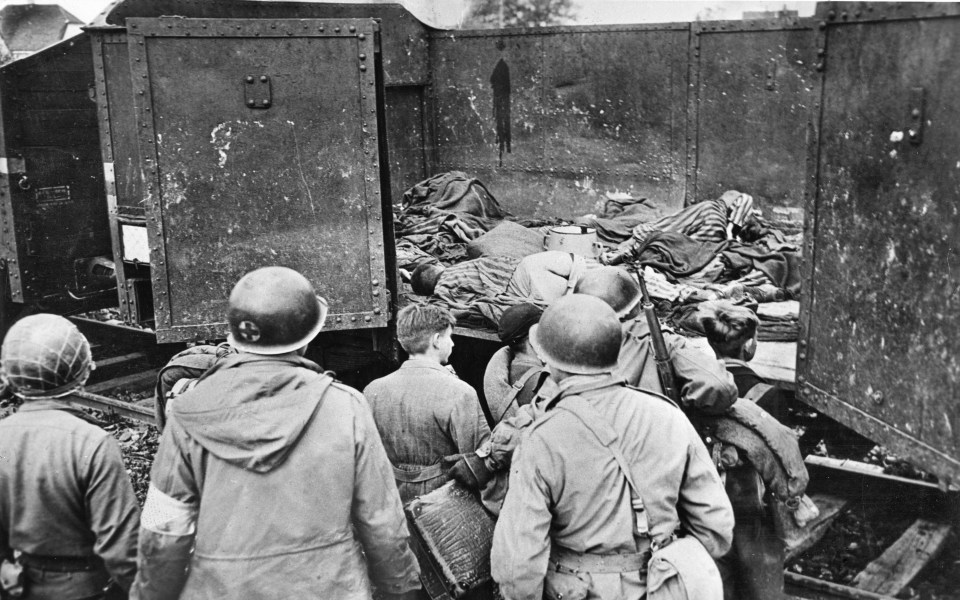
[
  {"xmin": 908, "ymin": 87, "xmax": 924, "ymax": 144},
  {"xmin": 244, "ymin": 75, "xmax": 272, "ymax": 109}
]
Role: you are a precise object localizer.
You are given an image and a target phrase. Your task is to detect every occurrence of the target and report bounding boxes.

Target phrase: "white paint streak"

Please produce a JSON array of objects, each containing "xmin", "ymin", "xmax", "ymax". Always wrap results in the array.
[{"xmin": 210, "ymin": 123, "xmax": 233, "ymax": 168}]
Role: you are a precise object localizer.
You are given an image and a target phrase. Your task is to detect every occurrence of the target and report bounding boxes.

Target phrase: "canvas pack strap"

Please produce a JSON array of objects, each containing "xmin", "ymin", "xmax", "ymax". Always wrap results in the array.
[
  {"xmin": 496, "ymin": 366, "xmax": 548, "ymax": 423},
  {"xmin": 557, "ymin": 395, "xmax": 650, "ymax": 535}
]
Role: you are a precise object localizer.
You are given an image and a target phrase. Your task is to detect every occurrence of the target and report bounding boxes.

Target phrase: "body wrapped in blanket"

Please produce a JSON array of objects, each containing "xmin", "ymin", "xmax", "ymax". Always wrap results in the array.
[{"xmin": 410, "ymin": 251, "xmax": 609, "ymax": 326}]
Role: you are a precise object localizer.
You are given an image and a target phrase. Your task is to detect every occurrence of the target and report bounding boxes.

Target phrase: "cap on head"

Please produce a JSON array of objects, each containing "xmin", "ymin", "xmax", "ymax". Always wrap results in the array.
[
  {"xmin": 497, "ymin": 303, "xmax": 543, "ymax": 345},
  {"xmin": 530, "ymin": 294, "xmax": 622, "ymax": 375},
  {"xmin": 227, "ymin": 266, "xmax": 328, "ymax": 354},
  {"xmin": 573, "ymin": 266, "xmax": 642, "ymax": 319},
  {"xmin": 1, "ymin": 313, "xmax": 92, "ymax": 398}
]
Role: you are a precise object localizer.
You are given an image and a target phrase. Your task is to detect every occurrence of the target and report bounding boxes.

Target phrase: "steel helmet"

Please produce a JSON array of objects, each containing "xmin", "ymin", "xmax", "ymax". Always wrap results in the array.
[
  {"xmin": 1, "ymin": 314, "xmax": 92, "ymax": 398},
  {"xmin": 530, "ymin": 294, "xmax": 622, "ymax": 375},
  {"xmin": 227, "ymin": 266, "xmax": 328, "ymax": 354},
  {"xmin": 573, "ymin": 266, "xmax": 642, "ymax": 319}
]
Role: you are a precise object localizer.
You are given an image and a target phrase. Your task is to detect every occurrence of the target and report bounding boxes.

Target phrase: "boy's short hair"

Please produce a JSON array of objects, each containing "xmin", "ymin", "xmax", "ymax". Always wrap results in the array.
[
  {"xmin": 700, "ymin": 300, "xmax": 759, "ymax": 358},
  {"xmin": 397, "ymin": 304, "xmax": 455, "ymax": 354}
]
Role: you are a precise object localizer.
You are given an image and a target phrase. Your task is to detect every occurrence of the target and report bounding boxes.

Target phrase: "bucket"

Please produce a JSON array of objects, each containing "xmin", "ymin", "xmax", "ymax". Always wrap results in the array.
[{"xmin": 543, "ymin": 225, "xmax": 603, "ymax": 258}]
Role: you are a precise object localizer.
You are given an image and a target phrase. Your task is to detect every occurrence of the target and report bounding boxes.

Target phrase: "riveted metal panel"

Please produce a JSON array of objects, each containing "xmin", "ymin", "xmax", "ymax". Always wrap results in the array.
[
  {"xmin": 693, "ymin": 20, "xmax": 817, "ymax": 230},
  {"xmin": 0, "ymin": 35, "xmax": 113, "ymax": 306},
  {"xmin": 384, "ymin": 86, "xmax": 427, "ymax": 203},
  {"xmin": 100, "ymin": 0, "xmax": 431, "ymax": 85},
  {"xmin": 430, "ymin": 24, "xmax": 689, "ymax": 219},
  {"xmin": 127, "ymin": 18, "xmax": 389, "ymax": 343},
  {"xmin": 798, "ymin": 8, "xmax": 960, "ymax": 484}
]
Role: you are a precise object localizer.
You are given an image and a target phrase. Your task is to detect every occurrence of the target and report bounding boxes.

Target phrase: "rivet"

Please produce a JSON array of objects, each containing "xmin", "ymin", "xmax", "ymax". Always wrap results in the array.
[
  {"xmin": 364, "ymin": 315, "xmax": 371, "ymax": 322},
  {"xmin": 349, "ymin": 25, "xmax": 357, "ymax": 33},
  {"xmin": 818, "ymin": 21, "xmax": 827, "ymax": 30},
  {"xmin": 374, "ymin": 308, "xmax": 381, "ymax": 315},
  {"xmin": 372, "ymin": 279, "xmax": 379, "ymax": 286},
  {"xmin": 246, "ymin": 76, "xmax": 254, "ymax": 83},
  {"xmin": 360, "ymin": 65, "xmax": 367, "ymax": 71},
  {"xmin": 911, "ymin": 108, "xmax": 921, "ymax": 118},
  {"xmin": 798, "ymin": 352, "xmax": 807, "ymax": 360},
  {"xmin": 359, "ymin": 53, "xmax": 367, "ymax": 60},
  {"xmin": 247, "ymin": 99, "xmax": 255, "ymax": 106},
  {"xmin": 350, "ymin": 316, "xmax": 357, "ymax": 322},
  {"xmin": 827, "ymin": 10, "xmax": 836, "ymax": 19},
  {"xmin": 358, "ymin": 33, "xmax": 366, "ymax": 40},
  {"xmin": 335, "ymin": 26, "xmax": 341, "ymax": 33}
]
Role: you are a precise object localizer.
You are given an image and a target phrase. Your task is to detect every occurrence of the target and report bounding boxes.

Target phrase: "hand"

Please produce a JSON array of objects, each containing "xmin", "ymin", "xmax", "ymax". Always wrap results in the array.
[{"xmin": 446, "ymin": 453, "xmax": 494, "ymax": 490}]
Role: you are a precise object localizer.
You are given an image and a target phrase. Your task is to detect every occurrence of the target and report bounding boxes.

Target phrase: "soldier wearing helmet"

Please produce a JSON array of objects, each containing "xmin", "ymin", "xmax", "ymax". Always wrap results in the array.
[
  {"xmin": 574, "ymin": 266, "xmax": 738, "ymax": 414},
  {"xmin": 490, "ymin": 295, "xmax": 733, "ymax": 600},
  {"xmin": 132, "ymin": 267, "xmax": 420, "ymax": 600},
  {"xmin": 0, "ymin": 314, "xmax": 140, "ymax": 600}
]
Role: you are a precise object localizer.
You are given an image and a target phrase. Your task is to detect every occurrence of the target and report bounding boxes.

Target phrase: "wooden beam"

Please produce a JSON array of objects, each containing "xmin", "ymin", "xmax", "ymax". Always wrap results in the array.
[
  {"xmin": 67, "ymin": 390, "xmax": 155, "ymax": 425},
  {"xmin": 851, "ymin": 518, "xmax": 952, "ymax": 596},
  {"xmin": 84, "ymin": 369, "xmax": 159, "ymax": 395},
  {"xmin": 784, "ymin": 493, "xmax": 850, "ymax": 561},
  {"xmin": 785, "ymin": 572, "xmax": 897, "ymax": 600}
]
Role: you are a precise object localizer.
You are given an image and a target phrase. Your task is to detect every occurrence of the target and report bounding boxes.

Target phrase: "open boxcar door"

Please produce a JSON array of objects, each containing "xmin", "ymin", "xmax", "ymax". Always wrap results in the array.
[
  {"xmin": 799, "ymin": 2, "xmax": 960, "ymax": 485},
  {"xmin": 127, "ymin": 17, "xmax": 390, "ymax": 343}
]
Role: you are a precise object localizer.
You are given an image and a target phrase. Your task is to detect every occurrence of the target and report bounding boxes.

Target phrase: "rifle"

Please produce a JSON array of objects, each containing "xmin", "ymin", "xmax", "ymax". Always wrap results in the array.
[{"xmin": 636, "ymin": 273, "xmax": 681, "ymax": 404}]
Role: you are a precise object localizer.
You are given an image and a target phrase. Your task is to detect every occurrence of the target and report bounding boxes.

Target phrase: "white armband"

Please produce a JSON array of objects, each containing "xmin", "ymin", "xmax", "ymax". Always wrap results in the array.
[{"xmin": 141, "ymin": 484, "xmax": 198, "ymax": 536}]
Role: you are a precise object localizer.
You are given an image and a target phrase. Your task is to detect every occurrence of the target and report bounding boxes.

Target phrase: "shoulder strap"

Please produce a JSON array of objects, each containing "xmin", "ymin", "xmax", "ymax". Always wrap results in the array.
[
  {"xmin": 557, "ymin": 395, "xmax": 648, "ymax": 524},
  {"xmin": 495, "ymin": 366, "xmax": 547, "ymax": 422},
  {"xmin": 743, "ymin": 382, "xmax": 774, "ymax": 404}
]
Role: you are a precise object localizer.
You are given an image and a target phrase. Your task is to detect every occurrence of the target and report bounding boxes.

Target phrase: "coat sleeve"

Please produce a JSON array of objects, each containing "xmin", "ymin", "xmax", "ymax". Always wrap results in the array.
[
  {"xmin": 350, "ymin": 397, "xmax": 421, "ymax": 594},
  {"xmin": 676, "ymin": 420, "xmax": 735, "ymax": 558},
  {"xmin": 130, "ymin": 419, "xmax": 199, "ymax": 600},
  {"xmin": 491, "ymin": 432, "xmax": 553, "ymax": 600},
  {"xmin": 668, "ymin": 334, "xmax": 738, "ymax": 414},
  {"xmin": 84, "ymin": 436, "xmax": 140, "ymax": 591}
]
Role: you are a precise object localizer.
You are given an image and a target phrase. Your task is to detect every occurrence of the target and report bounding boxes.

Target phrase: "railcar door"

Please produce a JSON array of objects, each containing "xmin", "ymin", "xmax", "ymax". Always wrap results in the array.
[
  {"xmin": 127, "ymin": 17, "xmax": 390, "ymax": 343},
  {"xmin": 799, "ymin": 3, "xmax": 960, "ymax": 485}
]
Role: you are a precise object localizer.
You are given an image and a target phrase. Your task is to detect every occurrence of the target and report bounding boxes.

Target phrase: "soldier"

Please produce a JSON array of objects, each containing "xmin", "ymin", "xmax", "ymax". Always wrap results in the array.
[
  {"xmin": 0, "ymin": 314, "xmax": 139, "ymax": 600},
  {"xmin": 573, "ymin": 266, "xmax": 738, "ymax": 414},
  {"xmin": 363, "ymin": 304, "xmax": 489, "ymax": 504},
  {"xmin": 482, "ymin": 303, "xmax": 546, "ymax": 425},
  {"xmin": 491, "ymin": 295, "xmax": 733, "ymax": 600},
  {"xmin": 132, "ymin": 267, "xmax": 420, "ymax": 600}
]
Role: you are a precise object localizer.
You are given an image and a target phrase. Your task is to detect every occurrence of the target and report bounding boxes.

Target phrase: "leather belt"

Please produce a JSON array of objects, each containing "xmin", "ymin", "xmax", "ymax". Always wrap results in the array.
[
  {"xmin": 392, "ymin": 462, "xmax": 445, "ymax": 483},
  {"xmin": 19, "ymin": 553, "xmax": 102, "ymax": 573},
  {"xmin": 550, "ymin": 544, "xmax": 651, "ymax": 574}
]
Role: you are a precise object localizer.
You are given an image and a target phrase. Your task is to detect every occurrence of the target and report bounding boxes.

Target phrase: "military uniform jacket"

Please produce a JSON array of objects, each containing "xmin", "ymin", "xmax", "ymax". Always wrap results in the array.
[
  {"xmin": 491, "ymin": 375, "xmax": 734, "ymax": 600},
  {"xmin": 134, "ymin": 353, "xmax": 420, "ymax": 600},
  {"xmin": 0, "ymin": 401, "xmax": 140, "ymax": 589},
  {"xmin": 617, "ymin": 318, "xmax": 738, "ymax": 414}
]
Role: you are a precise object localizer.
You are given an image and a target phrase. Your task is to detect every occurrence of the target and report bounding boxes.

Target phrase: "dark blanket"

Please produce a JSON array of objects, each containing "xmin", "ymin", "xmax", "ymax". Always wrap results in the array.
[
  {"xmin": 635, "ymin": 231, "xmax": 729, "ymax": 276},
  {"xmin": 634, "ymin": 232, "xmax": 801, "ymax": 296},
  {"xmin": 397, "ymin": 171, "xmax": 510, "ymax": 241},
  {"xmin": 721, "ymin": 243, "xmax": 802, "ymax": 297}
]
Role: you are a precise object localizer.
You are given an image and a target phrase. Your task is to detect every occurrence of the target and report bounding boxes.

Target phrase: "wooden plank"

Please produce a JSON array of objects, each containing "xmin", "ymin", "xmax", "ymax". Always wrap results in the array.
[
  {"xmin": 85, "ymin": 369, "xmax": 159, "ymax": 395},
  {"xmin": 785, "ymin": 493, "xmax": 850, "ymax": 561},
  {"xmin": 67, "ymin": 390, "xmax": 156, "ymax": 425},
  {"xmin": 785, "ymin": 572, "xmax": 897, "ymax": 600},
  {"xmin": 805, "ymin": 455, "xmax": 954, "ymax": 492},
  {"xmin": 851, "ymin": 518, "xmax": 952, "ymax": 596}
]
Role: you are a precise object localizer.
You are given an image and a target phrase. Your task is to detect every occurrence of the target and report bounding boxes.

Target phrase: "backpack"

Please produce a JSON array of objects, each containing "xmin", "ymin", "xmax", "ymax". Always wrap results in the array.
[{"xmin": 154, "ymin": 343, "xmax": 237, "ymax": 430}]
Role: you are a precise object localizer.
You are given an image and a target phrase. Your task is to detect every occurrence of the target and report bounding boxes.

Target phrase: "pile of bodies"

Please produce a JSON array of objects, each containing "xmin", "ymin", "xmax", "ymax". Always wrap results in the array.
[{"xmin": 397, "ymin": 171, "xmax": 803, "ymax": 341}]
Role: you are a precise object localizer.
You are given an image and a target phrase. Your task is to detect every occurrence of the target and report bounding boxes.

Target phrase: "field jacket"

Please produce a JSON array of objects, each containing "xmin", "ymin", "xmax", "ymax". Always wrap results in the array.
[{"xmin": 131, "ymin": 352, "xmax": 419, "ymax": 600}]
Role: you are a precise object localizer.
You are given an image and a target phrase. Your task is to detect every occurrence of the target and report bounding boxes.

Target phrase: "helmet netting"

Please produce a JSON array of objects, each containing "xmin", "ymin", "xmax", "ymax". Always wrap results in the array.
[{"xmin": 1, "ymin": 314, "xmax": 91, "ymax": 396}]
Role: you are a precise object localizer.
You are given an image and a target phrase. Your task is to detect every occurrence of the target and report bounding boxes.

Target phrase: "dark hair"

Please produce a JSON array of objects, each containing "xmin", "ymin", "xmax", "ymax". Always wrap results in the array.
[
  {"xmin": 700, "ymin": 301, "xmax": 759, "ymax": 358},
  {"xmin": 397, "ymin": 304, "xmax": 455, "ymax": 354},
  {"xmin": 411, "ymin": 263, "xmax": 444, "ymax": 296},
  {"xmin": 498, "ymin": 303, "xmax": 543, "ymax": 348}
]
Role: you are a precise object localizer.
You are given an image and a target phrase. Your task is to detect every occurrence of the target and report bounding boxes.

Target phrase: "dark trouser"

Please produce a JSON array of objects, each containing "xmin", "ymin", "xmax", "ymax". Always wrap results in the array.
[
  {"xmin": 22, "ymin": 566, "xmax": 109, "ymax": 600},
  {"xmin": 716, "ymin": 467, "xmax": 785, "ymax": 600}
]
